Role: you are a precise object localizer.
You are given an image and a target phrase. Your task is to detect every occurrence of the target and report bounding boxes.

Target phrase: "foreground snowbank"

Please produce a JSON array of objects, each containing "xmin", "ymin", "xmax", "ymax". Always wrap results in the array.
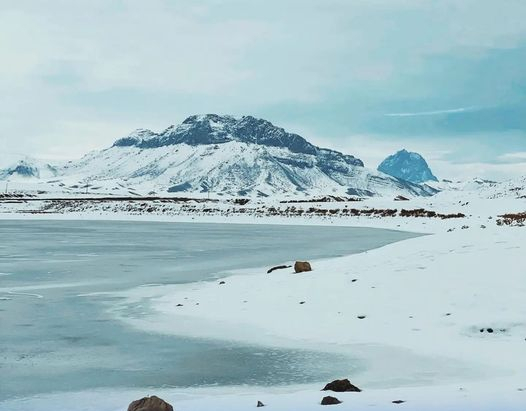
[
  {"xmin": 4, "ymin": 379, "xmax": 526, "ymax": 411},
  {"xmin": 106, "ymin": 223, "xmax": 526, "ymax": 410}
]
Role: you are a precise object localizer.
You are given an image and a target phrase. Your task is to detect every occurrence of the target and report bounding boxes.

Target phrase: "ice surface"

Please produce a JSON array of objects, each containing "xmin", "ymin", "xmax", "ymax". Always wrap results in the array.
[{"xmin": 0, "ymin": 220, "xmax": 416, "ymax": 407}]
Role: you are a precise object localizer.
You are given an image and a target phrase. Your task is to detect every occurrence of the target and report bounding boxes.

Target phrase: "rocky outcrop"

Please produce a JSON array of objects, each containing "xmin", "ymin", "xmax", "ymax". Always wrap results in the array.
[
  {"xmin": 294, "ymin": 261, "xmax": 312, "ymax": 273},
  {"xmin": 321, "ymin": 396, "xmax": 342, "ymax": 405},
  {"xmin": 128, "ymin": 395, "xmax": 173, "ymax": 411},
  {"xmin": 322, "ymin": 378, "xmax": 361, "ymax": 392},
  {"xmin": 113, "ymin": 115, "xmax": 363, "ymax": 167},
  {"xmin": 378, "ymin": 149, "xmax": 438, "ymax": 183}
]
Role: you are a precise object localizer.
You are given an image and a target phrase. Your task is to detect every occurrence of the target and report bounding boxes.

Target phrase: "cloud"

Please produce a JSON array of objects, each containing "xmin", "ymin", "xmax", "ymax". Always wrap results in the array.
[
  {"xmin": 0, "ymin": 0, "xmax": 525, "ymax": 180},
  {"xmin": 495, "ymin": 152, "xmax": 526, "ymax": 164},
  {"xmin": 384, "ymin": 107, "xmax": 479, "ymax": 117}
]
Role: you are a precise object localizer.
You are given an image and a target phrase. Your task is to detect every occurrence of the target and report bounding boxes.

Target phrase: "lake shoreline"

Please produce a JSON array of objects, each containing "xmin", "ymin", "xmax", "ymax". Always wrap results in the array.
[
  {"xmin": 1, "ymin": 195, "xmax": 525, "ymax": 411},
  {"xmin": 0, "ymin": 220, "xmax": 421, "ymax": 410}
]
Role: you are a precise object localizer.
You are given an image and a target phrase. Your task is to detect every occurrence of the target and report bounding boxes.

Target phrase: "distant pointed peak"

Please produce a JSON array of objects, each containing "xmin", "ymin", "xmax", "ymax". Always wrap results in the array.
[{"xmin": 378, "ymin": 149, "xmax": 438, "ymax": 183}]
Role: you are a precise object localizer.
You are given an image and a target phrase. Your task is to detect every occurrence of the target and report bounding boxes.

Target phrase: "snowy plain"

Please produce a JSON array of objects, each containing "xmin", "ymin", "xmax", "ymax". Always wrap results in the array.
[{"xmin": 0, "ymin": 184, "xmax": 525, "ymax": 411}]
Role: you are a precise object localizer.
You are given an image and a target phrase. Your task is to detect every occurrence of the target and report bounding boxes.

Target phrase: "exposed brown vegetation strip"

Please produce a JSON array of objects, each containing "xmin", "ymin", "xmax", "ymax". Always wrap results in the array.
[
  {"xmin": 15, "ymin": 198, "xmax": 468, "ymax": 221},
  {"xmin": 497, "ymin": 212, "xmax": 526, "ymax": 226}
]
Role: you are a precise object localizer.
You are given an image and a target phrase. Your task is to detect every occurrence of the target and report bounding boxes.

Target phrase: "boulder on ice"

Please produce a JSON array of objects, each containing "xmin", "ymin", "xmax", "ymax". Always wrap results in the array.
[
  {"xmin": 322, "ymin": 378, "xmax": 361, "ymax": 392},
  {"xmin": 128, "ymin": 395, "xmax": 173, "ymax": 411},
  {"xmin": 294, "ymin": 261, "xmax": 312, "ymax": 273}
]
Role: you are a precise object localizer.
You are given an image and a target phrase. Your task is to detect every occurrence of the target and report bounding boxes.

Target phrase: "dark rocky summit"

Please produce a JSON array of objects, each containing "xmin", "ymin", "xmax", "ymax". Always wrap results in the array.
[{"xmin": 114, "ymin": 114, "xmax": 364, "ymax": 166}]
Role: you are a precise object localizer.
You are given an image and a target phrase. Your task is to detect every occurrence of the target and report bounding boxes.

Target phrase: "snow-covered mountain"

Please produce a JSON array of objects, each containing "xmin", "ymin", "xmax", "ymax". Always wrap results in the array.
[
  {"xmin": 53, "ymin": 114, "xmax": 436, "ymax": 198},
  {"xmin": 378, "ymin": 149, "xmax": 438, "ymax": 183},
  {"xmin": 0, "ymin": 157, "xmax": 58, "ymax": 180},
  {"xmin": 0, "ymin": 115, "xmax": 439, "ymax": 198},
  {"xmin": 429, "ymin": 176, "xmax": 526, "ymax": 200}
]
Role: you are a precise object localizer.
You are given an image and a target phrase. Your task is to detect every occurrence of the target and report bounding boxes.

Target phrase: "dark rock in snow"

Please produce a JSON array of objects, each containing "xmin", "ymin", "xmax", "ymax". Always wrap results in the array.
[
  {"xmin": 294, "ymin": 261, "xmax": 312, "ymax": 273},
  {"xmin": 322, "ymin": 378, "xmax": 361, "ymax": 392},
  {"xmin": 321, "ymin": 396, "xmax": 342, "ymax": 405},
  {"xmin": 392, "ymin": 400, "xmax": 406, "ymax": 404},
  {"xmin": 267, "ymin": 264, "xmax": 292, "ymax": 273},
  {"xmin": 257, "ymin": 400, "xmax": 265, "ymax": 407},
  {"xmin": 128, "ymin": 395, "xmax": 173, "ymax": 411}
]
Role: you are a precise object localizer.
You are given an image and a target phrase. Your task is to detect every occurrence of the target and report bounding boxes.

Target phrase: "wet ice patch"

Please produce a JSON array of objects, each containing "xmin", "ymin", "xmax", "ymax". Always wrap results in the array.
[{"xmin": 6, "ymin": 291, "xmax": 44, "ymax": 299}]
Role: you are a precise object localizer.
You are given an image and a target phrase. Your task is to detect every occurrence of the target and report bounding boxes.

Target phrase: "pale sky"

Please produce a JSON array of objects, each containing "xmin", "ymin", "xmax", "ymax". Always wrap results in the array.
[{"xmin": 1, "ymin": 0, "xmax": 526, "ymax": 181}]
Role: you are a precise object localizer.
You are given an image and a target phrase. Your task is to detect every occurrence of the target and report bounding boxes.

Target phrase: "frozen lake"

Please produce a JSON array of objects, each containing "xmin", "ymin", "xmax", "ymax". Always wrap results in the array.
[{"xmin": 0, "ymin": 219, "xmax": 420, "ymax": 404}]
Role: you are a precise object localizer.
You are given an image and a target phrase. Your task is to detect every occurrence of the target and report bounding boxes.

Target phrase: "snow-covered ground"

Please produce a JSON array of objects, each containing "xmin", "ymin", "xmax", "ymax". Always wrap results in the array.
[{"xmin": 1, "ymin": 184, "xmax": 525, "ymax": 411}]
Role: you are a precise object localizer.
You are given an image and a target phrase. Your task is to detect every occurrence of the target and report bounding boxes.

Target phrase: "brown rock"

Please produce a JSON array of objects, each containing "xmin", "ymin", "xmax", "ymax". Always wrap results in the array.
[
  {"xmin": 294, "ymin": 261, "xmax": 312, "ymax": 273},
  {"xmin": 321, "ymin": 396, "xmax": 342, "ymax": 405},
  {"xmin": 322, "ymin": 378, "xmax": 361, "ymax": 392},
  {"xmin": 128, "ymin": 395, "xmax": 173, "ymax": 411}
]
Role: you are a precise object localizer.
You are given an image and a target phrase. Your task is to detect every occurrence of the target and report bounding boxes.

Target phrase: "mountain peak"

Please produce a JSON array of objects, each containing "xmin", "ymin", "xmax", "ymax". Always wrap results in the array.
[
  {"xmin": 112, "ymin": 114, "xmax": 364, "ymax": 165},
  {"xmin": 182, "ymin": 113, "xmax": 236, "ymax": 125},
  {"xmin": 378, "ymin": 149, "xmax": 438, "ymax": 183},
  {"xmin": 0, "ymin": 157, "xmax": 58, "ymax": 180}
]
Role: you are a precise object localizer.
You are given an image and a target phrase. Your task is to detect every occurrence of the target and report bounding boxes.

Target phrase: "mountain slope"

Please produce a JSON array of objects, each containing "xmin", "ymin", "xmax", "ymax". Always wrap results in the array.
[
  {"xmin": 0, "ymin": 157, "xmax": 58, "ymax": 180},
  {"xmin": 59, "ymin": 115, "xmax": 435, "ymax": 197},
  {"xmin": 429, "ymin": 176, "xmax": 526, "ymax": 200},
  {"xmin": 112, "ymin": 114, "xmax": 364, "ymax": 166},
  {"xmin": 378, "ymin": 149, "xmax": 438, "ymax": 183}
]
